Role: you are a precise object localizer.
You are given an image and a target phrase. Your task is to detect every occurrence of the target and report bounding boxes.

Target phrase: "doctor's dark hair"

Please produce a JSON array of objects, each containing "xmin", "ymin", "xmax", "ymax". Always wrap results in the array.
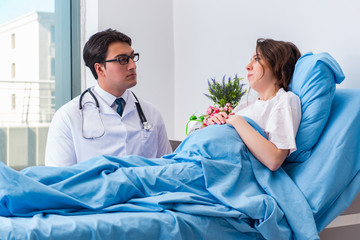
[
  {"xmin": 256, "ymin": 38, "xmax": 301, "ymax": 90},
  {"xmin": 83, "ymin": 29, "xmax": 132, "ymax": 79}
]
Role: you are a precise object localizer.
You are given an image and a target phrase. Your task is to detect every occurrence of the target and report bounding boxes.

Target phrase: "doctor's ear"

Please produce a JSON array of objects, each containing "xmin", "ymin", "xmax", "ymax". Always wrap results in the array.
[{"xmin": 94, "ymin": 63, "xmax": 106, "ymax": 78}]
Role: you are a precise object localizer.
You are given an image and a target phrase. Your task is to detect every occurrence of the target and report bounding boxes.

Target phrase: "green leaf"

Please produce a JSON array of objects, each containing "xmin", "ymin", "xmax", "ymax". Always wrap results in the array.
[{"xmin": 203, "ymin": 74, "xmax": 247, "ymax": 108}]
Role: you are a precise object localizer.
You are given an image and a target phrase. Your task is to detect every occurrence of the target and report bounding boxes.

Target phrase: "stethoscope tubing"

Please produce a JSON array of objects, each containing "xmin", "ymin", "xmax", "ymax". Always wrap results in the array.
[
  {"xmin": 131, "ymin": 92, "xmax": 147, "ymax": 124},
  {"xmin": 79, "ymin": 88, "xmax": 99, "ymax": 109},
  {"xmin": 79, "ymin": 88, "xmax": 150, "ymax": 131}
]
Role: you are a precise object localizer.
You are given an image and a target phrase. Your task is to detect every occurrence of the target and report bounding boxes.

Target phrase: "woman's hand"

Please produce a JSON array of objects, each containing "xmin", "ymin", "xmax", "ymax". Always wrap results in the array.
[
  {"xmin": 207, "ymin": 112, "xmax": 229, "ymax": 125},
  {"xmin": 225, "ymin": 114, "xmax": 242, "ymax": 127}
]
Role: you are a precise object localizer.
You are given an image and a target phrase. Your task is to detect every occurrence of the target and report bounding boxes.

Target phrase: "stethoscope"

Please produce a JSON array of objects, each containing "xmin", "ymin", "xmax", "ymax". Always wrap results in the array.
[{"xmin": 79, "ymin": 88, "xmax": 151, "ymax": 139}]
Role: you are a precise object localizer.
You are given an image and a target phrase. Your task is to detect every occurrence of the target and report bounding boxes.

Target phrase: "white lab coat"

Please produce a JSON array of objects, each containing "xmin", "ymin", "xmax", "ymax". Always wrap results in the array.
[{"xmin": 45, "ymin": 85, "xmax": 172, "ymax": 166}]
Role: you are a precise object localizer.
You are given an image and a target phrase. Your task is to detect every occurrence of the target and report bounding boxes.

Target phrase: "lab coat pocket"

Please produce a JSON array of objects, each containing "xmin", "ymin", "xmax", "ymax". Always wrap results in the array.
[
  {"xmin": 140, "ymin": 127, "xmax": 158, "ymax": 157},
  {"xmin": 141, "ymin": 128, "xmax": 153, "ymax": 141},
  {"xmin": 141, "ymin": 125, "xmax": 158, "ymax": 144}
]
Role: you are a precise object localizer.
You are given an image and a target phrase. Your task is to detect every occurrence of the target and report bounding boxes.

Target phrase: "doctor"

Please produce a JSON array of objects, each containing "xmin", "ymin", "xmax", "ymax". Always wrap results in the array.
[{"xmin": 45, "ymin": 29, "xmax": 172, "ymax": 167}]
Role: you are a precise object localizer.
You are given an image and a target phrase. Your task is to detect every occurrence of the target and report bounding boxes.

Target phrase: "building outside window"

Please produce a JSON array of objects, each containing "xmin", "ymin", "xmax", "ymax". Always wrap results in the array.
[
  {"xmin": 11, "ymin": 94, "xmax": 16, "ymax": 110},
  {"xmin": 50, "ymin": 25, "xmax": 55, "ymax": 43},
  {"xmin": 11, "ymin": 63, "xmax": 15, "ymax": 78},
  {"xmin": 51, "ymin": 57, "xmax": 55, "ymax": 77},
  {"xmin": 11, "ymin": 33, "xmax": 15, "ymax": 48},
  {"xmin": 0, "ymin": 0, "xmax": 79, "ymax": 169}
]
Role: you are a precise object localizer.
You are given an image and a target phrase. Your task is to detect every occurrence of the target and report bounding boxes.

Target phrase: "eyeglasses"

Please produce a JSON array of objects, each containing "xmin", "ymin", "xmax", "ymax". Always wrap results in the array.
[{"xmin": 100, "ymin": 53, "xmax": 139, "ymax": 65}]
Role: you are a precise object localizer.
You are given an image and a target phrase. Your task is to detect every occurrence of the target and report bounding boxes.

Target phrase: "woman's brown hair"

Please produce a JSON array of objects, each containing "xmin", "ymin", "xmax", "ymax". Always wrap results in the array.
[{"xmin": 256, "ymin": 38, "xmax": 301, "ymax": 90}]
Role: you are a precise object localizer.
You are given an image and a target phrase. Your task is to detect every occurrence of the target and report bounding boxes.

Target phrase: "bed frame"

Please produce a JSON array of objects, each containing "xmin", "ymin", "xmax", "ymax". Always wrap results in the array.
[{"xmin": 319, "ymin": 193, "xmax": 360, "ymax": 239}]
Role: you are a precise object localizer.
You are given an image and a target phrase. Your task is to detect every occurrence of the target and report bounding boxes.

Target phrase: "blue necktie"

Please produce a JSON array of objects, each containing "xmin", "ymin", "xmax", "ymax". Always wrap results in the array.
[{"xmin": 115, "ymin": 98, "xmax": 125, "ymax": 116}]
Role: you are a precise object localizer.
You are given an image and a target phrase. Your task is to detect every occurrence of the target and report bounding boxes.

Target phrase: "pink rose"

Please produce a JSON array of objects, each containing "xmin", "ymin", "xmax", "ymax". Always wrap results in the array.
[
  {"xmin": 206, "ymin": 106, "xmax": 214, "ymax": 115},
  {"xmin": 203, "ymin": 118, "xmax": 208, "ymax": 126}
]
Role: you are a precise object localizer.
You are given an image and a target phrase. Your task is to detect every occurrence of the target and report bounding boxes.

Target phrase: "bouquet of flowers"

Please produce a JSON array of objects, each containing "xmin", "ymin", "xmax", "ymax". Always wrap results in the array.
[
  {"xmin": 202, "ymin": 103, "xmax": 234, "ymax": 127},
  {"xmin": 202, "ymin": 74, "xmax": 247, "ymax": 126}
]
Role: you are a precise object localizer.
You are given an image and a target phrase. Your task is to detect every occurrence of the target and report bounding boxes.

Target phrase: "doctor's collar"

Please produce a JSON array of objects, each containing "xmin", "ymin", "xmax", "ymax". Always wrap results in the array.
[{"xmin": 94, "ymin": 84, "xmax": 129, "ymax": 106}]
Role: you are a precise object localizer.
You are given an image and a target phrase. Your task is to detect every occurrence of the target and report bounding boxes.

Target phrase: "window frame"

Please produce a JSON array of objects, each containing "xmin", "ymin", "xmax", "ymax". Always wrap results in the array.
[{"xmin": 55, "ymin": 0, "xmax": 81, "ymax": 109}]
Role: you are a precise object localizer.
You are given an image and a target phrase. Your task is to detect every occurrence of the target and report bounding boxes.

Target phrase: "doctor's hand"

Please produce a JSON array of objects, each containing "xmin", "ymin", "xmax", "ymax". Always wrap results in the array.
[{"xmin": 207, "ymin": 112, "xmax": 232, "ymax": 125}]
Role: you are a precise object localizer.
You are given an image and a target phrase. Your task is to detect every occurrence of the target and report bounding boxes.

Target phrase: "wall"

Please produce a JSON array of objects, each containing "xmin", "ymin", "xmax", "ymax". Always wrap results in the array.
[
  {"xmin": 82, "ymin": 0, "xmax": 175, "ymax": 139},
  {"xmin": 173, "ymin": 0, "xmax": 360, "ymax": 140},
  {"xmin": 81, "ymin": 0, "xmax": 98, "ymax": 90},
  {"xmin": 83, "ymin": 0, "xmax": 360, "ymax": 140}
]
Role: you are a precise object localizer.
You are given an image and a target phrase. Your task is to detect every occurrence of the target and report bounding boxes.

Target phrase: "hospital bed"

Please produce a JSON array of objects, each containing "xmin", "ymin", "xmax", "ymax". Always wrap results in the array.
[
  {"xmin": 319, "ymin": 194, "xmax": 360, "ymax": 239},
  {"xmin": 0, "ymin": 52, "xmax": 359, "ymax": 239}
]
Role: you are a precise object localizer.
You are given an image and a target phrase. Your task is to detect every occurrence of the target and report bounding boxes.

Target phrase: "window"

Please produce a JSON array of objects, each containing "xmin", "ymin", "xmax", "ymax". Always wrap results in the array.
[
  {"xmin": 11, "ymin": 63, "xmax": 15, "ymax": 78},
  {"xmin": 51, "ymin": 57, "xmax": 55, "ymax": 77},
  {"xmin": 11, "ymin": 94, "xmax": 16, "ymax": 110},
  {"xmin": 50, "ymin": 25, "xmax": 55, "ymax": 43},
  {"xmin": 0, "ymin": 0, "xmax": 80, "ymax": 169},
  {"xmin": 11, "ymin": 33, "xmax": 15, "ymax": 48}
]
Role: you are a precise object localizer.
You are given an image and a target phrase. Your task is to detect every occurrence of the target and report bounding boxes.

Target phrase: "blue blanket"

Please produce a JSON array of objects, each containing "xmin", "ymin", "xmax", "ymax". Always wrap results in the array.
[{"xmin": 0, "ymin": 119, "xmax": 319, "ymax": 240}]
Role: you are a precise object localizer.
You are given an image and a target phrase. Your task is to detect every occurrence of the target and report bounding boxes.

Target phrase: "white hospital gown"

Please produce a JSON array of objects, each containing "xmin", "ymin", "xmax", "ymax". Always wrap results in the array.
[{"xmin": 233, "ymin": 88, "xmax": 301, "ymax": 154}]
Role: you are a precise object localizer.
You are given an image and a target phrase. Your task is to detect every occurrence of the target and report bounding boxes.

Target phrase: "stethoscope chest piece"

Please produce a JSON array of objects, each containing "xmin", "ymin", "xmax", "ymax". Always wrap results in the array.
[
  {"xmin": 131, "ymin": 92, "xmax": 152, "ymax": 131},
  {"xmin": 143, "ymin": 121, "xmax": 152, "ymax": 131}
]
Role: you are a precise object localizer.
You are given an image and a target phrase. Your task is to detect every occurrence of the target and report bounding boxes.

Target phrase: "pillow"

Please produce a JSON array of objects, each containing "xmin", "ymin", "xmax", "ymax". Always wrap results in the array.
[{"xmin": 287, "ymin": 52, "xmax": 345, "ymax": 162}]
